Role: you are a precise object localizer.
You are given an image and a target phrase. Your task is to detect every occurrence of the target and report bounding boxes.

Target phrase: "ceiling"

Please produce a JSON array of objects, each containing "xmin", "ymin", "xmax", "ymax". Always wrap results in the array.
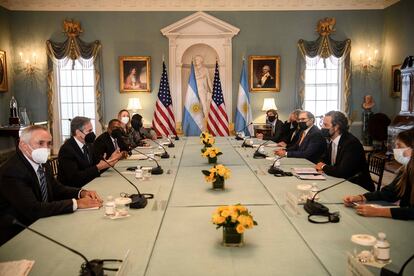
[{"xmin": 0, "ymin": 0, "xmax": 400, "ymax": 11}]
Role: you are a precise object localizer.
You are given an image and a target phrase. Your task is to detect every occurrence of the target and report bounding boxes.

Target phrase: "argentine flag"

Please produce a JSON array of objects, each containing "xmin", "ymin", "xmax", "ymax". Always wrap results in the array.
[
  {"xmin": 183, "ymin": 63, "xmax": 204, "ymax": 136},
  {"xmin": 235, "ymin": 60, "xmax": 254, "ymax": 136}
]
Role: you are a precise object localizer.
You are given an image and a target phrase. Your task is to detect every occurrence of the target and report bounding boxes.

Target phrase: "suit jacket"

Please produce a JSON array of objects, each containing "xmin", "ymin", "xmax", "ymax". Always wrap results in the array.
[
  {"xmin": 287, "ymin": 125, "xmax": 326, "ymax": 164},
  {"xmin": 279, "ymin": 121, "xmax": 301, "ymax": 147},
  {"xmin": 0, "ymin": 150, "xmax": 80, "ymax": 245},
  {"xmin": 94, "ymin": 132, "xmax": 116, "ymax": 161},
  {"xmin": 263, "ymin": 119, "xmax": 284, "ymax": 142},
  {"xmin": 322, "ymin": 131, "xmax": 375, "ymax": 192},
  {"xmin": 261, "ymin": 76, "xmax": 275, "ymax": 88},
  {"xmin": 58, "ymin": 137, "xmax": 100, "ymax": 188}
]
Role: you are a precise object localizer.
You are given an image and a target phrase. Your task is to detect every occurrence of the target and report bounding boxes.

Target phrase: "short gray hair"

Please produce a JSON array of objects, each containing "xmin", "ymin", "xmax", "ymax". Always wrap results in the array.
[
  {"xmin": 70, "ymin": 116, "xmax": 91, "ymax": 136},
  {"xmin": 300, "ymin": 111, "xmax": 315, "ymax": 123},
  {"xmin": 20, "ymin": 125, "xmax": 48, "ymax": 144}
]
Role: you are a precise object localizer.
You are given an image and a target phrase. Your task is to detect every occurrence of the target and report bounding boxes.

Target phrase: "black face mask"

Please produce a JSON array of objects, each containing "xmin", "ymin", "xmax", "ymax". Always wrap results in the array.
[
  {"xmin": 298, "ymin": 122, "xmax": 308, "ymax": 130},
  {"xmin": 267, "ymin": 116, "xmax": 276, "ymax": 123},
  {"xmin": 291, "ymin": 121, "xmax": 298, "ymax": 129},
  {"xmin": 111, "ymin": 128, "xmax": 125, "ymax": 139},
  {"xmin": 321, "ymin": 128, "xmax": 332, "ymax": 138},
  {"xmin": 131, "ymin": 120, "xmax": 143, "ymax": 131},
  {"xmin": 84, "ymin": 132, "xmax": 96, "ymax": 144}
]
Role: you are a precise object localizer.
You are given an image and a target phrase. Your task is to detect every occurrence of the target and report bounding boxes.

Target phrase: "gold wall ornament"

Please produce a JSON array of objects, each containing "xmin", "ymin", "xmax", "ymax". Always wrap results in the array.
[
  {"xmin": 63, "ymin": 19, "xmax": 83, "ymax": 38},
  {"xmin": 316, "ymin": 17, "xmax": 336, "ymax": 36}
]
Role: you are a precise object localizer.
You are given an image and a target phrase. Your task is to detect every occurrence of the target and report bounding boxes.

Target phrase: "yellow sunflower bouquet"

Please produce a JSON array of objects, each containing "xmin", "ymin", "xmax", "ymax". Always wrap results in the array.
[
  {"xmin": 200, "ymin": 131, "xmax": 215, "ymax": 148},
  {"xmin": 201, "ymin": 147, "xmax": 222, "ymax": 164},
  {"xmin": 202, "ymin": 164, "xmax": 231, "ymax": 189},
  {"xmin": 212, "ymin": 204, "xmax": 258, "ymax": 246}
]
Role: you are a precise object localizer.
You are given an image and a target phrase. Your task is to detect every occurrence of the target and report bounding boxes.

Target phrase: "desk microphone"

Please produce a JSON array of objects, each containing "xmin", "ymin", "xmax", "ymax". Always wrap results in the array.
[
  {"xmin": 253, "ymin": 140, "xmax": 271, "ymax": 159},
  {"xmin": 268, "ymin": 156, "xmax": 284, "ymax": 174},
  {"xmin": 132, "ymin": 148, "xmax": 164, "ymax": 175},
  {"xmin": 166, "ymin": 136, "xmax": 175, "ymax": 148},
  {"xmin": 102, "ymin": 159, "xmax": 153, "ymax": 209},
  {"xmin": 151, "ymin": 139, "xmax": 170, "ymax": 159},
  {"xmin": 241, "ymin": 138, "xmax": 254, "ymax": 148},
  {"xmin": 235, "ymin": 122, "xmax": 253, "ymax": 140},
  {"xmin": 9, "ymin": 215, "xmax": 121, "ymax": 276},
  {"xmin": 304, "ymin": 172, "xmax": 361, "ymax": 222}
]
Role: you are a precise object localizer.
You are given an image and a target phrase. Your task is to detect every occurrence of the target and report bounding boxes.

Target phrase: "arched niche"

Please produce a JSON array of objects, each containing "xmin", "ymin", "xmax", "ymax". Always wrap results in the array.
[{"xmin": 161, "ymin": 11, "xmax": 239, "ymax": 132}]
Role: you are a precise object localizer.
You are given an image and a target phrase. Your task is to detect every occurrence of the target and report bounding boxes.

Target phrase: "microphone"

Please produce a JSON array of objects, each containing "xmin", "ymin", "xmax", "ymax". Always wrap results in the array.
[
  {"xmin": 304, "ymin": 172, "xmax": 362, "ymax": 217},
  {"xmin": 166, "ymin": 136, "xmax": 175, "ymax": 148},
  {"xmin": 235, "ymin": 122, "xmax": 253, "ymax": 140},
  {"xmin": 268, "ymin": 156, "xmax": 284, "ymax": 174},
  {"xmin": 101, "ymin": 159, "xmax": 153, "ymax": 209},
  {"xmin": 132, "ymin": 148, "xmax": 164, "ymax": 175},
  {"xmin": 253, "ymin": 140, "xmax": 271, "ymax": 159},
  {"xmin": 151, "ymin": 139, "xmax": 170, "ymax": 159},
  {"xmin": 9, "ymin": 216, "xmax": 106, "ymax": 276},
  {"xmin": 241, "ymin": 138, "xmax": 254, "ymax": 148}
]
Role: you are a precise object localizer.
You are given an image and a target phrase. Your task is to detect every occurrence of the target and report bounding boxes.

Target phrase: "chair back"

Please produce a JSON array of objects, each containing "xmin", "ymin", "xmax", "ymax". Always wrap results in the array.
[
  {"xmin": 367, "ymin": 153, "xmax": 386, "ymax": 191},
  {"xmin": 47, "ymin": 157, "xmax": 59, "ymax": 179}
]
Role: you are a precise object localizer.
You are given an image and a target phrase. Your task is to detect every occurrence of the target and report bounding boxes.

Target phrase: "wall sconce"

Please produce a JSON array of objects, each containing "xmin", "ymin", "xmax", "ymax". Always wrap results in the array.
[
  {"xmin": 127, "ymin": 97, "xmax": 142, "ymax": 114},
  {"xmin": 18, "ymin": 51, "xmax": 37, "ymax": 75},
  {"xmin": 357, "ymin": 45, "xmax": 380, "ymax": 74},
  {"xmin": 262, "ymin": 98, "xmax": 277, "ymax": 111}
]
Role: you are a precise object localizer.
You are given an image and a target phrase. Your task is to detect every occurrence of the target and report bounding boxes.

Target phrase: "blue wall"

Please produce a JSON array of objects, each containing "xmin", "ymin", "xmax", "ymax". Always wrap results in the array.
[{"xmin": 0, "ymin": 2, "xmax": 411, "ymax": 134}]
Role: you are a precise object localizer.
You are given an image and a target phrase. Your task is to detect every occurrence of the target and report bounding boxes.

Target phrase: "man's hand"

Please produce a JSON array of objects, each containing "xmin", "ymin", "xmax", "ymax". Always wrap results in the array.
[
  {"xmin": 275, "ymin": 149, "xmax": 286, "ymax": 157},
  {"xmin": 76, "ymin": 197, "xmax": 102, "ymax": 209},
  {"xmin": 80, "ymin": 190, "xmax": 102, "ymax": 203},
  {"xmin": 277, "ymin": 141, "xmax": 287, "ymax": 148},
  {"xmin": 96, "ymin": 150, "xmax": 122, "ymax": 171},
  {"xmin": 315, "ymin": 162, "xmax": 326, "ymax": 171}
]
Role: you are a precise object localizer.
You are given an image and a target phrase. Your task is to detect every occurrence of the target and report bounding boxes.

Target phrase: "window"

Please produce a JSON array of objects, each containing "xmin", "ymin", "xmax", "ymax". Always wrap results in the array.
[
  {"xmin": 304, "ymin": 56, "xmax": 342, "ymax": 126},
  {"xmin": 55, "ymin": 59, "xmax": 96, "ymax": 143}
]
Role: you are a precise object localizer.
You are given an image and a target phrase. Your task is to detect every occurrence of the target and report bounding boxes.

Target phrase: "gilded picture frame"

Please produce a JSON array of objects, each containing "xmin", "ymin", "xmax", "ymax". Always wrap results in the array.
[
  {"xmin": 119, "ymin": 56, "xmax": 151, "ymax": 92},
  {"xmin": 249, "ymin": 55, "xmax": 280, "ymax": 92},
  {"xmin": 0, "ymin": 50, "xmax": 8, "ymax": 92},
  {"xmin": 391, "ymin": 64, "xmax": 401, "ymax": 98}
]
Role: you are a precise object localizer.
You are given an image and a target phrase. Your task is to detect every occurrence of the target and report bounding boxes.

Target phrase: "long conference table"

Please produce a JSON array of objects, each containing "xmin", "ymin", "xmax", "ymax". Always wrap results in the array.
[{"xmin": 1, "ymin": 137, "xmax": 413, "ymax": 275}]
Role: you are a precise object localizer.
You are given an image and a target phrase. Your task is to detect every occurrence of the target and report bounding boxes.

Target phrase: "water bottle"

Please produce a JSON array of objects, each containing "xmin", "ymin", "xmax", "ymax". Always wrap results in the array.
[
  {"xmin": 9, "ymin": 96, "xmax": 18, "ymax": 118},
  {"xmin": 104, "ymin": 196, "xmax": 115, "ymax": 216},
  {"xmin": 374, "ymin": 232, "xmax": 390, "ymax": 263}
]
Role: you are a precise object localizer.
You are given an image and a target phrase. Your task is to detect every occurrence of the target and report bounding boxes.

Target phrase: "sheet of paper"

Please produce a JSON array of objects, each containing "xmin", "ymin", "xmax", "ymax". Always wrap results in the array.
[
  {"xmin": 292, "ymin": 167, "xmax": 321, "ymax": 175},
  {"xmin": 128, "ymin": 154, "xmax": 148, "ymax": 160}
]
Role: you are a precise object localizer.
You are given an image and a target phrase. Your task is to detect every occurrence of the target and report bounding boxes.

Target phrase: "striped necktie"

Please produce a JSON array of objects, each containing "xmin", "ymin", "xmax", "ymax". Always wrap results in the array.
[
  {"xmin": 37, "ymin": 166, "xmax": 48, "ymax": 202},
  {"xmin": 82, "ymin": 144, "xmax": 91, "ymax": 164}
]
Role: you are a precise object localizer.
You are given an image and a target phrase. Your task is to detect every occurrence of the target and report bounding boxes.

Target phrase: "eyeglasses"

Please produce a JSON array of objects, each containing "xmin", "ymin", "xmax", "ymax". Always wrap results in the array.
[{"xmin": 297, "ymin": 118, "xmax": 309, "ymax": 122}]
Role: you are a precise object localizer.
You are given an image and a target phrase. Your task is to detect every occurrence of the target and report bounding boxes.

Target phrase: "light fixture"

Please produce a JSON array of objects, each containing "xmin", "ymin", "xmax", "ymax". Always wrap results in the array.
[
  {"xmin": 262, "ymin": 98, "xmax": 277, "ymax": 111},
  {"xmin": 127, "ymin": 97, "xmax": 142, "ymax": 113},
  {"xmin": 18, "ymin": 51, "xmax": 37, "ymax": 75},
  {"xmin": 358, "ymin": 45, "xmax": 380, "ymax": 74}
]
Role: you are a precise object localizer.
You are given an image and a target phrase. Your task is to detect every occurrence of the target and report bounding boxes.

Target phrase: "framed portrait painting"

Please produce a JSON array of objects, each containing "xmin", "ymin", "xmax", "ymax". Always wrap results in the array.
[
  {"xmin": 119, "ymin": 56, "xmax": 151, "ymax": 92},
  {"xmin": 0, "ymin": 50, "xmax": 8, "ymax": 92},
  {"xmin": 249, "ymin": 56, "xmax": 280, "ymax": 92},
  {"xmin": 391, "ymin": 64, "xmax": 401, "ymax": 98}
]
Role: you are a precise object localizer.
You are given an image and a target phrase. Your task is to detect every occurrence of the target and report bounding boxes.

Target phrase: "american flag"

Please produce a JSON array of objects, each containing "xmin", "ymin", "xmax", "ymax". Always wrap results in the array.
[
  {"xmin": 207, "ymin": 61, "xmax": 229, "ymax": 136},
  {"xmin": 152, "ymin": 62, "xmax": 177, "ymax": 137}
]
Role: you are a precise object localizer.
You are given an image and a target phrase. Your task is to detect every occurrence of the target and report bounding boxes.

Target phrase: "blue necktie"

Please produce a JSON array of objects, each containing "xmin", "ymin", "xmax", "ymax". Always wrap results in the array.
[{"xmin": 37, "ymin": 166, "xmax": 48, "ymax": 202}]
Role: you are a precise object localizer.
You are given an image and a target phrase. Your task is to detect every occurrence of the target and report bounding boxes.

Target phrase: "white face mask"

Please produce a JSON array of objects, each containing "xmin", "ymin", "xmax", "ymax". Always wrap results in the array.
[
  {"xmin": 29, "ymin": 146, "xmax": 50, "ymax": 164},
  {"xmin": 121, "ymin": 117, "xmax": 129, "ymax": 124},
  {"xmin": 393, "ymin": 148, "xmax": 411, "ymax": 165}
]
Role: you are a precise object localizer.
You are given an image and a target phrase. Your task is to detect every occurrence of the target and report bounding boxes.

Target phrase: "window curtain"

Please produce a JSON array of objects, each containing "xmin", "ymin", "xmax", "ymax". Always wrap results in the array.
[
  {"xmin": 295, "ymin": 31, "xmax": 351, "ymax": 116},
  {"xmin": 46, "ymin": 29, "xmax": 104, "ymax": 139}
]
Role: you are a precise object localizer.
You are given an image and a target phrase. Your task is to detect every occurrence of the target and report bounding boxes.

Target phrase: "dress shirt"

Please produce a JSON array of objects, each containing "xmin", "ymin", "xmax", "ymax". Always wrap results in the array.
[
  {"xmin": 74, "ymin": 137, "xmax": 86, "ymax": 153},
  {"xmin": 331, "ymin": 135, "xmax": 341, "ymax": 165}
]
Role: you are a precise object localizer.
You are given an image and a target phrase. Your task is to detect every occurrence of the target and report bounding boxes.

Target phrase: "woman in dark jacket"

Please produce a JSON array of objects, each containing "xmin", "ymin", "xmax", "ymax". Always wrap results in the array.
[{"xmin": 343, "ymin": 128, "xmax": 414, "ymax": 220}]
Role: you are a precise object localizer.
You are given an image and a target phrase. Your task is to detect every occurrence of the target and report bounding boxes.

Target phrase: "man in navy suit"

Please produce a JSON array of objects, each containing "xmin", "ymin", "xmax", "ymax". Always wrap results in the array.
[
  {"xmin": 0, "ymin": 126, "xmax": 102, "ymax": 245},
  {"xmin": 275, "ymin": 111, "xmax": 326, "ymax": 163},
  {"xmin": 58, "ymin": 116, "xmax": 122, "ymax": 188},
  {"xmin": 315, "ymin": 111, "xmax": 375, "ymax": 191}
]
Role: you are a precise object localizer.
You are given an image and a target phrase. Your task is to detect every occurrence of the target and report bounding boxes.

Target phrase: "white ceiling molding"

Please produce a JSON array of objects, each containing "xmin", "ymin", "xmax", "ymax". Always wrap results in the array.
[{"xmin": 0, "ymin": 0, "xmax": 400, "ymax": 11}]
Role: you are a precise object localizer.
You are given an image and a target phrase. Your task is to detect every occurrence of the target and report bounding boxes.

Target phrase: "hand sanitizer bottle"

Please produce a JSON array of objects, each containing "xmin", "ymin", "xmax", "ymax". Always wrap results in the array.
[
  {"xmin": 374, "ymin": 232, "xmax": 390, "ymax": 263},
  {"xmin": 104, "ymin": 196, "xmax": 115, "ymax": 216}
]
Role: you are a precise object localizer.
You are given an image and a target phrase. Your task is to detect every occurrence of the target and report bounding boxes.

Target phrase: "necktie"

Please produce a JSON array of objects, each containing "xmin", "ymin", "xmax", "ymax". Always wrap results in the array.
[
  {"xmin": 37, "ymin": 166, "xmax": 48, "ymax": 202},
  {"xmin": 299, "ymin": 131, "xmax": 306, "ymax": 146},
  {"xmin": 327, "ymin": 142, "xmax": 333, "ymax": 165},
  {"xmin": 113, "ymin": 139, "xmax": 119, "ymax": 150},
  {"xmin": 331, "ymin": 142, "xmax": 336, "ymax": 165},
  {"xmin": 82, "ymin": 145, "xmax": 91, "ymax": 164}
]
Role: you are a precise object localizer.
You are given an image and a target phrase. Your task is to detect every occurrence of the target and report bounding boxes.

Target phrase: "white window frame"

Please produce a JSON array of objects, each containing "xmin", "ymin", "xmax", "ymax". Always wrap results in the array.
[{"xmin": 51, "ymin": 59, "xmax": 102, "ymax": 154}]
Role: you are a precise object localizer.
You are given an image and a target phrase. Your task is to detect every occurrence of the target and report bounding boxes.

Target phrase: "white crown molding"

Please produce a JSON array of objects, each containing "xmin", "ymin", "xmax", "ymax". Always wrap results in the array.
[{"xmin": 0, "ymin": 0, "xmax": 401, "ymax": 11}]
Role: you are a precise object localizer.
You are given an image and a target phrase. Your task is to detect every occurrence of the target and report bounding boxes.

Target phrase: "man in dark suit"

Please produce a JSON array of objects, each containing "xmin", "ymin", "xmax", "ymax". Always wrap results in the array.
[
  {"xmin": 277, "ymin": 109, "xmax": 302, "ymax": 148},
  {"xmin": 58, "ymin": 116, "xmax": 122, "ymax": 188},
  {"xmin": 0, "ymin": 126, "xmax": 102, "ymax": 245},
  {"xmin": 315, "ymin": 111, "xmax": 375, "ymax": 192},
  {"xmin": 256, "ymin": 109, "xmax": 283, "ymax": 142},
  {"xmin": 94, "ymin": 119, "xmax": 128, "ymax": 161},
  {"xmin": 275, "ymin": 111, "xmax": 326, "ymax": 163}
]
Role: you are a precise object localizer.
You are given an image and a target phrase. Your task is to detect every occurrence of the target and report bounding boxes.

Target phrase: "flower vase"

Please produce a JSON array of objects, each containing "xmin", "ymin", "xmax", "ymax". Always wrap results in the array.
[
  {"xmin": 208, "ymin": 157, "xmax": 217, "ymax": 164},
  {"xmin": 222, "ymin": 226, "xmax": 243, "ymax": 247},
  {"xmin": 212, "ymin": 178, "xmax": 225, "ymax": 190}
]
